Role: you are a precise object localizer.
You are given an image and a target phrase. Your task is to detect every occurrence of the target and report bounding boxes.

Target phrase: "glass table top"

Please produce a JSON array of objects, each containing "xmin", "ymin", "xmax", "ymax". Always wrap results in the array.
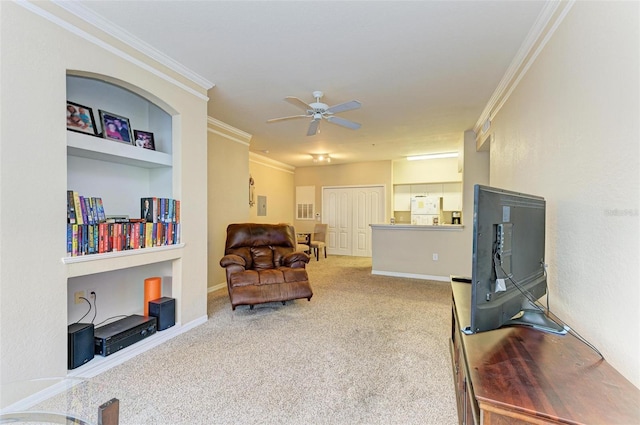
[{"xmin": 1, "ymin": 378, "xmax": 159, "ymax": 425}]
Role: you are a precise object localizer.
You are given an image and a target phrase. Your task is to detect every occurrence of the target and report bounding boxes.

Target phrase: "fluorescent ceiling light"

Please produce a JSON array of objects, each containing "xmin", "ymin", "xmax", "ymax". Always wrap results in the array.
[{"xmin": 407, "ymin": 152, "xmax": 459, "ymax": 161}]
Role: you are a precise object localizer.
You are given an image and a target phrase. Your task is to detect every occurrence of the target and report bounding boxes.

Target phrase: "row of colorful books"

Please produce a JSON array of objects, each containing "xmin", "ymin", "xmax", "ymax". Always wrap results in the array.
[
  {"xmin": 67, "ymin": 191, "xmax": 105, "ymax": 225},
  {"xmin": 140, "ymin": 197, "xmax": 180, "ymax": 224},
  {"xmin": 67, "ymin": 191, "xmax": 181, "ymax": 225},
  {"xmin": 66, "ymin": 221, "xmax": 180, "ymax": 257}
]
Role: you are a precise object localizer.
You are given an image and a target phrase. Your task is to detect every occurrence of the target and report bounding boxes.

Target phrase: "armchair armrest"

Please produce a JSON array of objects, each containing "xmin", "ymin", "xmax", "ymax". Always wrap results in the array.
[
  {"xmin": 283, "ymin": 251, "xmax": 310, "ymax": 268},
  {"xmin": 220, "ymin": 254, "xmax": 246, "ymax": 269}
]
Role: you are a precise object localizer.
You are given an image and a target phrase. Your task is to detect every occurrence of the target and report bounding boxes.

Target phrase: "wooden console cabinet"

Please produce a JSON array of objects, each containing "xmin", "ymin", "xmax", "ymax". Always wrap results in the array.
[{"xmin": 450, "ymin": 279, "xmax": 640, "ymax": 424}]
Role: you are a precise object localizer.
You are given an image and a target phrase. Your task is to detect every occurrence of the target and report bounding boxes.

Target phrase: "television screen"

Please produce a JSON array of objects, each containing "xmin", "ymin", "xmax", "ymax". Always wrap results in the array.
[{"xmin": 467, "ymin": 185, "xmax": 566, "ymax": 335}]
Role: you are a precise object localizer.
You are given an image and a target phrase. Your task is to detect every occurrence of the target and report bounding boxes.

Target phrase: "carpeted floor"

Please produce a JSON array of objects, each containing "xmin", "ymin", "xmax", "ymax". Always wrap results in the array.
[{"xmin": 36, "ymin": 255, "xmax": 458, "ymax": 424}]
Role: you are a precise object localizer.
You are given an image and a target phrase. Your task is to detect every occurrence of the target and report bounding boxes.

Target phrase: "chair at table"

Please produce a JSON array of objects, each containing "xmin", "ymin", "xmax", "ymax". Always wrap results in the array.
[
  {"xmin": 296, "ymin": 234, "xmax": 310, "ymax": 254},
  {"xmin": 309, "ymin": 223, "xmax": 328, "ymax": 261}
]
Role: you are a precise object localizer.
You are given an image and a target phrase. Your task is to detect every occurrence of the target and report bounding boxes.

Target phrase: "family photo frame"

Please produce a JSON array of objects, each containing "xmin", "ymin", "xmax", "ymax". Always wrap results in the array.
[
  {"xmin": 99, "ymin": 110, "xmax": 133, "ymax": 144},
  {"xmin": 66, "ymin": 101, "xmax": 97, "ymax": 136},
  {"xmin": 133, "ymin": 130, "xmax": 156, "ymax": 150}
]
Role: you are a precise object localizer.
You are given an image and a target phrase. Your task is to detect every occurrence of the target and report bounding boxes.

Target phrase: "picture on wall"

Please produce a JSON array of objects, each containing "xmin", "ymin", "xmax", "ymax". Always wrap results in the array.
[
  {"xmin": 99, "ymin": 110, "xmax": 133, "ymax": 144},
  {"xmin": 133, "ymin": 130, "xmax": 155, "ymax": 150},
  {"xmin": 66, "ymin": 101, "xmax": 97, "ymax": 136}
]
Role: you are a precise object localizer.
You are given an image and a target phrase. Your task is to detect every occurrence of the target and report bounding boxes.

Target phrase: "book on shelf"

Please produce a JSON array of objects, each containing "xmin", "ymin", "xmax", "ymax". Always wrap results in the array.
[
  {"xmin": 144, "ymin": 222, "xmax": 152, "ymax": 248},
  {"xmin": 140, "ymin": 197, "xmax": 156, "ymax": 223},
  {"xmin": 67, "ymin": 190, "xmax": 77, "ymax": 224},
  {"xmin": 72, "ymin": 191, "xmax": 84, "ymax": 225},
  {"xmin": 78, "ymin": 195, "xmax": 88, "ymax": 224},
  {"xmin": 95, "ymin": 198, "xmax": 106, "ymax": 222},
  {"xmin": 159, "ymin": 198, "xmax": 166, "ymax": 224},
  {"xmin": 106, "ymin": 215, "xmax": 129, "ymax": 223}
]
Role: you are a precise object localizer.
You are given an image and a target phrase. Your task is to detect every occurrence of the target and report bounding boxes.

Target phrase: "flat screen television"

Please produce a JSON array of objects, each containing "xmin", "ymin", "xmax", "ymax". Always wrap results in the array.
[{"xmin": 466, "ymin": 184, "xmax": 566, "ymax": 335}]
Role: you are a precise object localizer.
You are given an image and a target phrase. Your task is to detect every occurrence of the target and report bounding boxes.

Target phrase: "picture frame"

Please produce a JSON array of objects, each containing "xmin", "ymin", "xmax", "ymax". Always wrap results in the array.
[
  {"xmin": 99, "ymin": 110, "xmax": 133, "ymax": 144},
  {"xmin": 133, "ymin": 130, "xmax": 156, "ymax": 151},
  {"xmin": 67, "ymin": 101, "xmax": 97, "ymax": 136}
]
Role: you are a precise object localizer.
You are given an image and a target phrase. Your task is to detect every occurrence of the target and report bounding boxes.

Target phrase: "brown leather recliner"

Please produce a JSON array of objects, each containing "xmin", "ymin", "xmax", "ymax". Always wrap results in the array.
[{"xmin": 219, "ymin": 223, "xmax": 313, "ymax": 310}]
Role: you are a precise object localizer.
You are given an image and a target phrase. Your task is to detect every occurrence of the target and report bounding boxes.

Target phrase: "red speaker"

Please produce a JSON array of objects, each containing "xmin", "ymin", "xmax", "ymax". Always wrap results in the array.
[
  {"xmin": 148, "ymin": 297, "xmax": 175, "ymax": 331},
  {"xmin": 68, "ymin": 323, "xmax": 94, "ymax": 369}
]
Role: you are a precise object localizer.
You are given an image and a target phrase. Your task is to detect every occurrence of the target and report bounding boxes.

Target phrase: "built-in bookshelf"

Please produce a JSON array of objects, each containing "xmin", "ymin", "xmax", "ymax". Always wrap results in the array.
[{"xmin": 65, "ymin": 73, "xmax": 183, "ymax": 376}]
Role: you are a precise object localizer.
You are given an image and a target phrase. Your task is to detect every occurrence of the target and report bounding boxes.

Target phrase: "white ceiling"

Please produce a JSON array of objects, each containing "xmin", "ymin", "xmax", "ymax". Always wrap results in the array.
[{"xmin": 72, "ymin": 1, "xmax": 547, "ymax": 168}]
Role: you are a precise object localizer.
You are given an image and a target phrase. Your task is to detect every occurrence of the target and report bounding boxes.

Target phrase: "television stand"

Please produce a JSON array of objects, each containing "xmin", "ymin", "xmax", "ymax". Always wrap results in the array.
[
  {"xmin": 450, "ymin": 279, "xmax": 640, "ymax": 424},
  {"xmin": 504, "ymin": 308, "xmax": 568, "ymax": 335}
]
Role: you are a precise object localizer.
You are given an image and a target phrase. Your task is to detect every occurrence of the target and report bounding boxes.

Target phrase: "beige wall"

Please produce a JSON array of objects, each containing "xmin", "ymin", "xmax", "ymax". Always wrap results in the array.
[
  {"xmin": 486, "ymin": 2, "xmax": 639, "ymax": 387},
  {"xmin": 392, "ymin": 156, "xmax": 462, "ymax": 184},
  {"xmin": 293, "ymin": 161, "xmax": 393, "ymax": 233},
  {"xmin": 248, "ymin": 153, "xmax": 295, "ymax": 224},
  {"xmin": 1, "ymin": 1, "xmax": 209, "ymax": 390},
  {"xmin": 207, "ymin": 118, "xmax": 250, "ymax": 290}
]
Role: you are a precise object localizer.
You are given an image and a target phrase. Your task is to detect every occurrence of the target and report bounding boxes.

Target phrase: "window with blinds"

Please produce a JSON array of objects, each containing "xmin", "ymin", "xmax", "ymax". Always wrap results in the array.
[{"xmin": 296, "ymin": 186, "xmax": 315, "ymax": 220}]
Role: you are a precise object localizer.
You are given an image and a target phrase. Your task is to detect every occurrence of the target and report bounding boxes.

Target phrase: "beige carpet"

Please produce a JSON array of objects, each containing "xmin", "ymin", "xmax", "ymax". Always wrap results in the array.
[{"xmin": 37, "ymin": 255, "xmax": 458, "ymax": 424}]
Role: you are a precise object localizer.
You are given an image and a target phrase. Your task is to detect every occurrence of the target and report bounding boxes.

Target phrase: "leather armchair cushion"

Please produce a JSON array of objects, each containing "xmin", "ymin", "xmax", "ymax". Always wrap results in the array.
[
  {"xmin": 257, "ymin": 269, "xmax": 283, "ymax": 285},
  {"xmin": 220, "ymin": 254, "xmax": 246, "ymax": 268},
  {"xmin": 283, "ymin": 251, "xmax": 310, "ymax": 266},
  {"xmin": 230, "ymin": 270, "xmax": 259, "ymax": 287},
  {"xmin": 251, "ymin": 246, "xmax": 274, "ymax": 270},
  {"xmin": 280, "ymin": 267, "xmax": 308, "ymax": 283},
  {"xmin": 226, "ymin": 247, "xmax": 253, "ymax": 269},
  {"xmin": 229, "ymin": 267, "xmax": 308, "ymax": 288}
]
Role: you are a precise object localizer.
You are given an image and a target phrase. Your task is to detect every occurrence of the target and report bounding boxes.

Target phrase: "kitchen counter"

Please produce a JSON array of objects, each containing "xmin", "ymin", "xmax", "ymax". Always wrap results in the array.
[
  {"xmin": 370, "ymin": 223, "xmax": 470, "ymax": 281},
  {"xmin": 371, "ymin": 224, "xmax": 464, "ymax": 231}
]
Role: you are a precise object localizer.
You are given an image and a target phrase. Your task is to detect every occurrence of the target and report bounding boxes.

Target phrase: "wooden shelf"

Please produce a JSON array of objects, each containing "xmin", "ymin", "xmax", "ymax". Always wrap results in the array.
[
  {"xmin": 67, "ymin": 131, "xmax": 172, "ymax": 169},
  {"xmin": 63, "ymin": 244, "xmax": 184, "ymax": 278}
]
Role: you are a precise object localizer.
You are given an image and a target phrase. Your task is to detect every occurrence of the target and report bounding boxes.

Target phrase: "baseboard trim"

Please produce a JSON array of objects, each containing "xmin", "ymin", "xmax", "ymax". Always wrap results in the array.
[
  {"xmin": 208, "ymin": 282, "xmax": 226, "ymax": 293},
  {"xmin": 371, "ymin": 270, "xmax": 450, "ymax": 282},
  {"xmin": 3, "ymin": 315, "xmax": 208, "ymax": 412}
]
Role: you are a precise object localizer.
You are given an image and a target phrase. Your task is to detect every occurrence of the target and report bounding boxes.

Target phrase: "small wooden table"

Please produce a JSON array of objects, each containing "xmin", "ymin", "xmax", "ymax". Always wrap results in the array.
[{"xmin": 296, "ymin": 233, "xmax": 311, "ymax": 244}]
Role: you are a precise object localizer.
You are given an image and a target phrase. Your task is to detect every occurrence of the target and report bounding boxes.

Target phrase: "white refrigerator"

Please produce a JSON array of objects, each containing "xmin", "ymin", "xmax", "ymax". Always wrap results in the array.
[{"xmin": 411, "ymin": 196, "xmax": 440, "ymax": 225}]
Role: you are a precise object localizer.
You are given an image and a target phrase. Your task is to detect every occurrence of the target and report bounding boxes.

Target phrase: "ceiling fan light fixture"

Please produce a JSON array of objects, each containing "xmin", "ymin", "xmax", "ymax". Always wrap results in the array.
[
  {"xmin": 267, "ymin": 91, "xmax": 362, "ymax": 136},
  {"xmin": 407, "ymin": 152, "xmax": 459, "ymax": 161}
]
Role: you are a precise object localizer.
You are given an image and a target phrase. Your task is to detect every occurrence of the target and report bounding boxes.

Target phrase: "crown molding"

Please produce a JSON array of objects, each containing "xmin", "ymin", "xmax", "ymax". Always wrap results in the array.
[
  {"xmin": 249, "ymin": 152, "xmax": 295, "ymax": 174},
  {"xmin": 51, "ymin": 0, "xmax": 214, "ymax": 91},
  {"xmin": 16, "ymin": 1, "xmax": 210, "ymax": 102},
  {"xmin": 473, "ymin": 0, "xmax": 576, "ymax": 141},
  {"xmin": 207, "ymin": 117, "xmax": 252, "ymax": 146}
]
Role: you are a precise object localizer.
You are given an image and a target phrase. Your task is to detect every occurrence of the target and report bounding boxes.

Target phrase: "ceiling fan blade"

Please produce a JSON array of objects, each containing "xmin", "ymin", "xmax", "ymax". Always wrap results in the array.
[
  {"xmin": 325, "ymin": 100, "xmax": 361, "ymax": 114},
  {"xmin": 307, "ymin": 119, "xmax": 320, "ymax": 136},
  {"xmin": 326, "ymin": 115, "xmax": 361, "ymax": 130},
  {"xmin": 285, "ymin": 96, "xmax": 312, "ymax": 111},
  {"xmin": 266, "ymin": 114, "xmax": 309, "ymax": 123}
]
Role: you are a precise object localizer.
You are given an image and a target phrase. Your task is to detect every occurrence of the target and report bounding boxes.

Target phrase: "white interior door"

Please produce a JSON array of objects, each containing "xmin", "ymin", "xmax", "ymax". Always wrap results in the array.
[
  {"xmin": 323, "ymin": 186, "xmax": 385, "ymax": 257},
  {"xmin": 324, "ymin": 188, "xmax": 351, "ymax": 256}
]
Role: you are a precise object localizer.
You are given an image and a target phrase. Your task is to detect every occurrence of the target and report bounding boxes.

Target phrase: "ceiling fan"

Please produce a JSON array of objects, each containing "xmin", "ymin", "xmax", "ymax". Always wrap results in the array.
[{"xmin": 267, "ymin": 91, "xmax": 361, "ymax": 136}]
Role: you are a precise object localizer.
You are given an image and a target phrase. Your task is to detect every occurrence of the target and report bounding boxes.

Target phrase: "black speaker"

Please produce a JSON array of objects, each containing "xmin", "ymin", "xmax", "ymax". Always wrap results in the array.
[
  {"xmin": 68, "ymin": 322, "xmax": 94, "ymax": 369},
  {"xmin": 148, "ymin": 297, "xmax": 175, "ymax": 331}
]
